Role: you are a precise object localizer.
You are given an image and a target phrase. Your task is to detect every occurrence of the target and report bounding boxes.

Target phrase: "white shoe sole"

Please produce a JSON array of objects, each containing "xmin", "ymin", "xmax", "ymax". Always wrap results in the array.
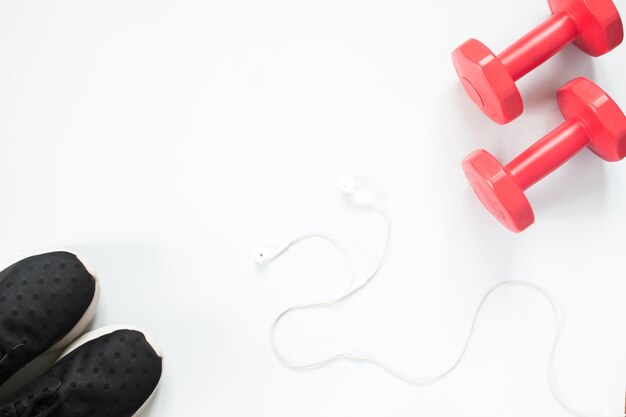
[{"xmin": 57, "ymin": 324, "xmax": 164, "ymax": 417}]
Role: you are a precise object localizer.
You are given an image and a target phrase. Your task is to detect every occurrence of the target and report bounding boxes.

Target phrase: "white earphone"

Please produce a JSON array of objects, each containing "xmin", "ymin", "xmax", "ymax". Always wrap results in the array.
[
  {"xmin": 254, "ymin": 243, "xmax": 291, "ymax": 265},
  {"xmin": 255, "ymin": 176, "xmax": 383, "ymax": 270},
  {"xmin": 340, "ymin": 176, "xmax": 377, "ymax": 206},
  {"xmin": 255, "ymin": 177, "xmax": 625, "ymax": 417}
]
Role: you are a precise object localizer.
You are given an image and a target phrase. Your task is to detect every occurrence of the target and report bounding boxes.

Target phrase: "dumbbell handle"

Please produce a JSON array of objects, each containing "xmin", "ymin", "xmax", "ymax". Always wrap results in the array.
[
  {"xmin": 505, "ymin": 118, "xmax": 589, "ymax": 190},
  {"xmin": 498, "ymin": 11, "xmax": 579, "ymax": 81}
]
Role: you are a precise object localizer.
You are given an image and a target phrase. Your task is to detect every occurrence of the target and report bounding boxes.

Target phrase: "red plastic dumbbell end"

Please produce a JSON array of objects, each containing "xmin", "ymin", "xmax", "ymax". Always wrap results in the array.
[
  {"xmin": 463, "ymin": 78, "xmax": 626, "ymax": 232},
  {"xmin": 452, "ymin": 0, "xmax": 623, "ymax": 124}
]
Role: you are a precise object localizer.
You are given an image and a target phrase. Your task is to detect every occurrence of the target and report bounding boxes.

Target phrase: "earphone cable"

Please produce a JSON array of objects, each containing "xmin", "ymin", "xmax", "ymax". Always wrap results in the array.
[{"xmin": 267, "ymin": 190, "xmax": 625, "ymax": 417}]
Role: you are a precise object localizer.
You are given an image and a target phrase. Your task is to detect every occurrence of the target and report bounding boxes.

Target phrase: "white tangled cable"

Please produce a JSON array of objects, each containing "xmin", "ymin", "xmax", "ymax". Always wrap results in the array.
[{"xmin": 256, "ymin": 177, "xmax": 625, "ymax": 417}]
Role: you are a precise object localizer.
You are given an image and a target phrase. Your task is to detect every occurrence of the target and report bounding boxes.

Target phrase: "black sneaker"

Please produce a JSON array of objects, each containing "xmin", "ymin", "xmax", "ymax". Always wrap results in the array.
[
  {"xmin": 0, "ymin": 251, "xmax": 100, "ymax": 385},
  {"xmin": 0, "ymin": 325, "xmax": 163, "ymax": 417}
]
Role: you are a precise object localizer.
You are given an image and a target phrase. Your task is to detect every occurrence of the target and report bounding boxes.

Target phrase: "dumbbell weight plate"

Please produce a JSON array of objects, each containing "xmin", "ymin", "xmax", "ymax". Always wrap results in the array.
[
  {"xmin": 462, "ymin": 150, "xmax": 535, "ymax": 233},
  {"xmin": 452, "ymin": 39, "xmax": 523, "ymax": 125},
  {"xmin": 548, "ymin": 0, "xmax": 623, "ymax": 56},
  {"xmin": 557, "ymin": 78, "xmax": 626, "ymax": 162}
]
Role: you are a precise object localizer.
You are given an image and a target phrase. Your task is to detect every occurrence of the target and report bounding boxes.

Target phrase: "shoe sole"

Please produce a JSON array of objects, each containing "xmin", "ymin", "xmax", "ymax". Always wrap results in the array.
[{"xmin": 57, "ymin": 324, "xmax": 164, "ymax": 417}]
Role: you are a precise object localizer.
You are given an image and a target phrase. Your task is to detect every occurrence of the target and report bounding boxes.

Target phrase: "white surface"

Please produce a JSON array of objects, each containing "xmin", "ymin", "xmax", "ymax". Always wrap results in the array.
[{"xmin": 0, "ymin": 1, "xmax": 624, "ymax": 416}]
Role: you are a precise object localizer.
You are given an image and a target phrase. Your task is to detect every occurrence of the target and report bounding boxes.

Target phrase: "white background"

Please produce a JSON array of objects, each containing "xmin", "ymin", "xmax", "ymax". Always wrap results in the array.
[{"xmin": 0, "ymin": 1, "xmax": 624, "ymax": 416}]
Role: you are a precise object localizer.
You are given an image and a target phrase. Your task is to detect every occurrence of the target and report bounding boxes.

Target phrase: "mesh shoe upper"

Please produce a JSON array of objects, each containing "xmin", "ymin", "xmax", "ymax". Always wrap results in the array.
[
  {"xmin": 0, "ymin": 252, "xmax": 97, "ymax": 384},
  {"xmin": 0, "ymin": 328, "xmax": 163, "ymax": 417}
]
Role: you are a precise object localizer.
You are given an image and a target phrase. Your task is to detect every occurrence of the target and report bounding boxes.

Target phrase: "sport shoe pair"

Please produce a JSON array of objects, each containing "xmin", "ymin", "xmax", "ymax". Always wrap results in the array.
[{"xmin": 0, "ymin": 251, "xmax": 162, "ymax": 417}]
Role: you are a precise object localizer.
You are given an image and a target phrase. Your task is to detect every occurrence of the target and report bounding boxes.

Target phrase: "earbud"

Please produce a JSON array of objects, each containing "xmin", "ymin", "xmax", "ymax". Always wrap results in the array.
[
  {"xmin": 254, "ymin": 243, "xmax": 290, "ymax": 265},
  {"xmin": 341, "ymin": 176, "xmax": 374, "ymax": 205},
  {"xmin": 341, "ymin": 176, "xmax": 358, "ymax": 195},
  {"xmin": 256, "ymin": 176, "xmax": 377, "ymax": 266}
]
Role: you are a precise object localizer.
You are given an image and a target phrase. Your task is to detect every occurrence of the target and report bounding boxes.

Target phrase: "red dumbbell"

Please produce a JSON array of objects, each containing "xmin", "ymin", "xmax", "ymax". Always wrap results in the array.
[
  {"xmin": 452, "ymin": 0, "xmax": 623, "ymax": 124},
  {"xmin": 463, "ymin": 78, "xmax": 626, "ymax": 232}
]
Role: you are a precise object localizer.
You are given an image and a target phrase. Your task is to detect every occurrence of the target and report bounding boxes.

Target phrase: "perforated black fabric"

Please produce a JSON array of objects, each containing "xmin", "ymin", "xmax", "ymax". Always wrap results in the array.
[
  {"xmin": 0, "ymin": 329, "xmax": 163, "ymax": 417},
  {"xmin": 0, "ymin": 252, "xmax": 97, "ymax": 384}
]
